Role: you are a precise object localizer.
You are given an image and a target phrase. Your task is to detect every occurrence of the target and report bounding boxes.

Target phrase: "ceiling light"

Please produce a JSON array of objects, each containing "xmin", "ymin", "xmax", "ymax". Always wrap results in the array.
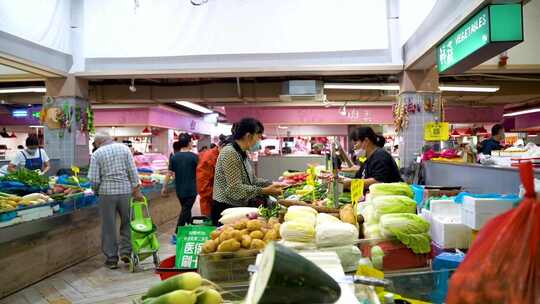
[
  {"xmin": 324, "ymin": 83, "xmax": 400, "ymax": 91},
  {"xmin": 278, "ymin": 126, "xmax": 288, "ymax": 129},
  {"xmin": 176, "ymin": 101, "xmax": 213, "ymax": 114},
  {"xmin": 29, "ymin": 125, "xmax": 44, "ymax": 128},
  {"xmin": 438, "ymin": 84, "xmax": 500, "ymax": 92},
  {"xmin": 129, "ymin": 79, "xmax": 137, "ymax": 92},
  {"xmin": 503, "ymin": 108, "xmax": 540, "ymax": 117},
  {"xmin": 0, "ymin": 87, "xmax": 46, "ymax": 94},
  {"xmin": 528, "ymin": 134, "xmax": 538, "ymax": 137},
  {"xmin": 12, "ymin": 109, "xmax": 28, "ymax": 117}
]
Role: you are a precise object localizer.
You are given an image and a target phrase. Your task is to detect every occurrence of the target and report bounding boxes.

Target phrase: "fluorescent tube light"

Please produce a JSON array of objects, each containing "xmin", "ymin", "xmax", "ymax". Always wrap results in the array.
[
  {"xmin": 324, "ymin": 83, "xmax": 400, "ymax": 91},
  {"xmin": 439, "ymin": 85, "xmax": 500, "ymax": 93},
  {"xmin": 176, "ymin": 101, "xmax": 213, "ymax": 114},
  {"xmin": 29, "ymin": 125, "xmax": 44, "ymax": 128},
  {"xmin": 12, "ymin": 109, "xmax": 28, "ymax": 117},
  {"xmin": 0, "ymin": 87, "xmax": 46, "ymax": 93},
  {"xmin": 278, "ymin": 126, "xmax": 288, "ymax": 129},
  {"xmin": 503, "ymin": 108, "xmax": 540, "ymax": 117}
]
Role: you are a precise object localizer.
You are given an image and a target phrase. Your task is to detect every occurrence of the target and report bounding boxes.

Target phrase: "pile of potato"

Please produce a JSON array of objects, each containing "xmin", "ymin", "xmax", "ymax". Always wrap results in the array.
[{"xmin": 202, "ymin": 218, "xmax": 281, "ymax": 253}]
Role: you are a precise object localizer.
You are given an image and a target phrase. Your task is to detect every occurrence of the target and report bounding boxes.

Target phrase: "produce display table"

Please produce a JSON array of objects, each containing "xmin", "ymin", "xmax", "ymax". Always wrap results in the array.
[{"xmin": 0, "ymin": 188, "xmax": 179, "ymax": 298}]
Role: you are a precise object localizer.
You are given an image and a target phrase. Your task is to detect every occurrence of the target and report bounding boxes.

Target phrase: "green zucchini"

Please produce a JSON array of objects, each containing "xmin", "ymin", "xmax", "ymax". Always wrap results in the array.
[
  {"xmin": 196, "ymin": 288, "xmax": 222, "ymax": 304},
  {"xmin": 147, "ymin": 290, "xmax": 197, "ymax": 304},
  {"xmin": 248, "ymin": 242, "xmax": 341, "ymax": 304},
  {"xmin": 143, "ymin": 272, "xmax": 202, "ymax": 299}
]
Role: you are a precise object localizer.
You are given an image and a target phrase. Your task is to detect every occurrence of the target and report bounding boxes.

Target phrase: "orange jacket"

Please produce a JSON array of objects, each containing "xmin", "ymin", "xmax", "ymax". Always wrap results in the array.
[{"xmin": 196, "ymin": 147, "xmax": 219, "ymax": 216}]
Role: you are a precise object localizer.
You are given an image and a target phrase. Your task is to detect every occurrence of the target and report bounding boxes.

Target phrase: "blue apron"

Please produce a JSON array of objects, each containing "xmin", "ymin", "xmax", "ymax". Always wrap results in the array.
[{"xmin": 22, "ymin": 149, "xmax": 43, "ymax": 171}]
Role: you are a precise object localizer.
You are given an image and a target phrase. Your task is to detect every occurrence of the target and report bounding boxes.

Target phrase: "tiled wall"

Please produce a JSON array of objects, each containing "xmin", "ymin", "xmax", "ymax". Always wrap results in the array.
[
  {"xmin": 44, "ymin": 97, "xmax": 90, "ymax": 169},
  {"xmin": 398, "ymin": 93, "xmax": 440, "ymax": 168}
]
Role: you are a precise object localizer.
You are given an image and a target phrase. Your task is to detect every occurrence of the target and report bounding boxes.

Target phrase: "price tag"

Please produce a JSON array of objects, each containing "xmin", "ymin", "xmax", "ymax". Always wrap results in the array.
[
  {"xmin": 424, "ymin": 122, "xmax": 450, "ymax": 141},
  {"xmin": 351, "ymin": 179, "xmax": 364, "ymax": 204}
]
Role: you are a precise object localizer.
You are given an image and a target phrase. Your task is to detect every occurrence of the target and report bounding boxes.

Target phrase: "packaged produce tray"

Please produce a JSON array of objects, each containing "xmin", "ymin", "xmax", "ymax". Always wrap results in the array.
[{"xmin": 197, "ymin": 249, "xmax": 259, "ymax": 283}]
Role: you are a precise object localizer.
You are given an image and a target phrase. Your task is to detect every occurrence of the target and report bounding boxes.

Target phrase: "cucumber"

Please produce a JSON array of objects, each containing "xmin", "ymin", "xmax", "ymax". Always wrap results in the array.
[
  {"xmin": 143, "ymin": 272, "xmax": 202, "ymax": 299},
  {"xmin": 248, "ymin": 242, "xmax": 341, "ymax": 304},
  {"xmin": 147, "ymin": 290, "xmax": 197, "ymax": 304},
  {"xmin": 196, "ymin": 288, "xmax": 222, "ymax": 304}
]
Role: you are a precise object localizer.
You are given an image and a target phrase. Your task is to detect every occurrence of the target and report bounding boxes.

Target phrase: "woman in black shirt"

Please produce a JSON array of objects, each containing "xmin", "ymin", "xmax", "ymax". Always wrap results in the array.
[{"xmin": 343, "ymin": 127, "xmax": 402, "ymax": 189}]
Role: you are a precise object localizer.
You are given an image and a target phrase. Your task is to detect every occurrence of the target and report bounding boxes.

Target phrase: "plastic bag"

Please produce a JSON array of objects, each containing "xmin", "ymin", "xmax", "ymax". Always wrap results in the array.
[{"xmin": 447, "ymin": 162, "xmax": 540, "ymax": 304}]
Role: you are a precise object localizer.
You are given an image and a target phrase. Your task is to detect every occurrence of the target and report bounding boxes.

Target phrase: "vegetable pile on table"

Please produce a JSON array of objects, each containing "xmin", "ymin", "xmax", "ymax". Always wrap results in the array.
[
  {"xmin": 140, "ymin": 272, "xmax": 223, "ymax": 304},
  {"xmin": 361, "ymin": 182, "xmax": 431, "ymax": 254},
  {"xmin": 0, "ymin": 168, "xmax": 49, "ymax": 191},
  {"xmin": 0, "ymin": 192, "xmax": 53, "ymax": 211},
  {"xmin": 47, "ymin": 184, "xmax": 84, "ymax": 202},
  {"xmin": 204, "ymin": 209, "xmax": 282, "ymax": 253}
]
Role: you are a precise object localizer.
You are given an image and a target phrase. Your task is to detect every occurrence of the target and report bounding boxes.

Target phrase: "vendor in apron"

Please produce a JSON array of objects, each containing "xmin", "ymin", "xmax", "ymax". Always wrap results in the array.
[{"xmin": 8, "ymin": 134, "xmax": 50, "ymax": 174}]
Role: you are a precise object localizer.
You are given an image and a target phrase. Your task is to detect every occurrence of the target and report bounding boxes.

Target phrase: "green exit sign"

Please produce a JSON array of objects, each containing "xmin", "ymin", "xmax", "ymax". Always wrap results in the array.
[{"xmin": 437, "ymin": 4, "xmax": 523, "ymax": 74}]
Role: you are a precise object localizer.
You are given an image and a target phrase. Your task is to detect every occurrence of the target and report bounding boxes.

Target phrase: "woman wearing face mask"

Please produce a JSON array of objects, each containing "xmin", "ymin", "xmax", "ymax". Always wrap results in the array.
[
  {"xmin": 211, "ymin": 118, "xmax": 283, "ymax": 225},
  {"xmin": 342, "ymin": 127, "xmax": 402, "ymax": 189},
  {"xmin": 8, "ymin": 134, "xmax": 50, "ymax": 174}
]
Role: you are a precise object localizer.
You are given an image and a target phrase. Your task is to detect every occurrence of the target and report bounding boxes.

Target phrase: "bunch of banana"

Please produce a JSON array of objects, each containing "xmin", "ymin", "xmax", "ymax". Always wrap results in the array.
[{"xmin": 0, "ymin": 192, "xmax": 22, "ymax": 211}]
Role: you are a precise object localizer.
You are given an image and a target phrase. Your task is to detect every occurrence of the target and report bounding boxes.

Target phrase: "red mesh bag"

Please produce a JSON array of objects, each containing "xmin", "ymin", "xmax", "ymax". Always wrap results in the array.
[{"xmin": 447, "ymin": 162, "xmax": 540, "ymax": 304}]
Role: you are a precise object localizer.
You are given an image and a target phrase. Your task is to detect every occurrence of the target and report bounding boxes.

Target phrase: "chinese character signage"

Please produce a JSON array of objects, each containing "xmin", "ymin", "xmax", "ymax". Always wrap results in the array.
[
  {"xmin": 424, "ymin": 122, "xmax": 449, "ymax": 142},
  {"xmin": 175, "ymin": 225, "xmax": 216, "ymax": 269},
  {"xmin": 437, "ymin": 4, "xmax": 523, "ymax": 74}
]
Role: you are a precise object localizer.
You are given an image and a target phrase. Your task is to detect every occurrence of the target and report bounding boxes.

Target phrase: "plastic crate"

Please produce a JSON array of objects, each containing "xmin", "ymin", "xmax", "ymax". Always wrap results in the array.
[
  {"xmin": 0, "ymin": 210, "xmax": 17, "ymax": 222},
  {"xmin": 197, "ymin": 251, "xmax": 258, "ymax": 283}
]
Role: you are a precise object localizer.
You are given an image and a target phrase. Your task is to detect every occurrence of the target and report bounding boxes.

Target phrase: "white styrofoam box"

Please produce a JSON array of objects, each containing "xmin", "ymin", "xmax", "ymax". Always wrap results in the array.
[
  {"xmin": 461, "ymin": 196, "xmax": 515, "ymax": 230},
  {"xmin": 0, "ymin": 216, "xmax": 22, "ymax": 228},
  {"xmin": 431, "ymin": 215, "xmax": 471, "ymax": 249},
  {"xmin": 431, "ymin": 199, "xmax": 460, "ymax": 218},
  {"xmin": 17, "ymin": 205, "xmax": 52, "ymax": 216},
  {"xmin": 421, "ymin": 208, "xmax": 432, "ymax": 224}
]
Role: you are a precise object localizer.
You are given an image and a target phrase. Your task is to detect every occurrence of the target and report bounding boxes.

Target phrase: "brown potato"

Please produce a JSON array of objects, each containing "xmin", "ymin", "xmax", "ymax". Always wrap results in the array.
[
  {"xmin": 231, "ymin": 230, "xmax": 243, "ymax": 242},
  {"xmin": 210, "ymin": 230, "xmax": 221, "ymax": 240},
  {"xmin": 249, "ymin": 230, "xmax": 264, "ymax": 240},
  {"xmin": 260, "ymin": 227, "xmax": 269, "ymax": 235},
  {"xmin": 241, "ymin": 234, "xmax": 252, "ymax": 248},
  {"xmin": 273, "ymin": 223, "xmax": 281, "ymax": 233},
  {"xmin": 217, "ymin": 239, "xmax": 241, "ymax": 252},
  {"xmin": 233, "ymin": 219, "xmax": 248, "ymax": 230},
  {"xmin": 219, "ymin": 230, "xmax": 233, "ymax": 243},
  {"xmin": 250, "ymin": 239, "xmax": 266, "ymax": 250},
  {"xmin": 240, "ymin": 229, "xmax": 250, "ymax": 236},
  {"xmin": 263, "ymin": 230, "xmax": 278, "ymax": 242},
  {"xmin": 202, "ymin": 239, "xmax": 217, "ymax": 253},
  {"xmin": 247, "ymin": 219, "xmax": 263, "ymax": 231},
  {"xmin": 268, "ymin": 217, "xmax": 280, "ymax": 226}
]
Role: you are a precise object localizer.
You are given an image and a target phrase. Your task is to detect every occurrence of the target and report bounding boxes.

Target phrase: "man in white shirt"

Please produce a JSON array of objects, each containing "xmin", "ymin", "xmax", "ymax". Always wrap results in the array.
[{"xmin": 8, "ymin": 134, "xmax": 50, "ymax": 174}]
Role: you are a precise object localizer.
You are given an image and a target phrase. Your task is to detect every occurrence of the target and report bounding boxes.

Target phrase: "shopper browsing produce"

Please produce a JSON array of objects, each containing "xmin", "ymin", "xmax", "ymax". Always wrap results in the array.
[
  {"xmin": 342, "ymin": 127, "xmax": 402, "ymax": 189},
  {"xmin": 162, "ymin": 133, "xmax": 198, "ymax": 228},
  {"xmin": 478, "ymin": 123, "xmax": 505, "ymax": 156},
  {"xmin": 212, "ymin": 118, "xmax": 283, "ymax": 225},
  {"xmin": 8, "ymin": 134, "xmax": 50, "ymax": 174},
  {"xmin": 88, "ymin": 132, "xmax": 143, "ymax": 269}
]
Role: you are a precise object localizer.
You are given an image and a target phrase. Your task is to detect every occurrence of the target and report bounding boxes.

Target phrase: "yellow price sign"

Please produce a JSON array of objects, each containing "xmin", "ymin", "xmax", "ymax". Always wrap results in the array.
[
  {"xmin": 351, "ymin": 179, "xmax": 364, "ymax": 204},
  {"xmin": 424, "ymin": 122, "xmax": 450, "ymax": 141}
]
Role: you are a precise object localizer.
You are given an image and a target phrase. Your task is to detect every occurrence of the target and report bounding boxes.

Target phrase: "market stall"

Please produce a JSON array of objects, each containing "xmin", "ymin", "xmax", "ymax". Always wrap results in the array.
[{"xmin": 0, "ymin": 165, "xmax": 178, "ymax": 297}]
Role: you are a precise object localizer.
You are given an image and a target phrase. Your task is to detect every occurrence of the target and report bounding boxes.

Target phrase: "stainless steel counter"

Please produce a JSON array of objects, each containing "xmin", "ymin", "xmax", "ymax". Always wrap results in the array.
[
  {"xmin": 257, "ymin": 155, "xmax": 326, "ymax": 181},
  {"xmin": 424, "ymin": 161, "xmax": 540, "ymax": 194}
]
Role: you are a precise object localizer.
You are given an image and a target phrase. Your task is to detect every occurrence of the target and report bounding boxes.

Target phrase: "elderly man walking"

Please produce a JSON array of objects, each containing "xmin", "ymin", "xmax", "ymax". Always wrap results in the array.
[{"xmin": 89, "ymin": 132, "xmax": 144, "ymax": 269}]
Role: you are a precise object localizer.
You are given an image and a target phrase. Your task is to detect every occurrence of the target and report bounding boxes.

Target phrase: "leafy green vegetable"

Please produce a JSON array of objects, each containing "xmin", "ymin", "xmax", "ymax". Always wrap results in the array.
[
  {"xmin": 258, "ymin": 204, "xmax": 281, "ymax": 219},
  {"xmin": 0, "ymin": 169, "xmax": 49, "ymax": 188},
  {"xmin": 379, "ymin": 213, "xmax": 431, "ymax": 254},
  {"xmin": 369, "ymin": 182, "xmax": 414, "ymax": 198},
  {"xmin": 372, "ymin": 195, "xmax": 417, "ymax": 219}
]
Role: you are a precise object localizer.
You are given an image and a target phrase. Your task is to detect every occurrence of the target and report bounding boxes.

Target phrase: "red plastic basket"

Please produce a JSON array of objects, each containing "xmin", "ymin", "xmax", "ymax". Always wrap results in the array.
[{"xmin": 155, "ymin": 255, "xmax": 193, "ymax": 281}]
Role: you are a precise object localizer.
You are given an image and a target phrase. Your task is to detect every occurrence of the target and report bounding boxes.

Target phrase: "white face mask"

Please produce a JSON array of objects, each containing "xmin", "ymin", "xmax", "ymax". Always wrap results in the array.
[{"xmin": 354, "ymin": 148, "xmax": 366, "ymax": 158}]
